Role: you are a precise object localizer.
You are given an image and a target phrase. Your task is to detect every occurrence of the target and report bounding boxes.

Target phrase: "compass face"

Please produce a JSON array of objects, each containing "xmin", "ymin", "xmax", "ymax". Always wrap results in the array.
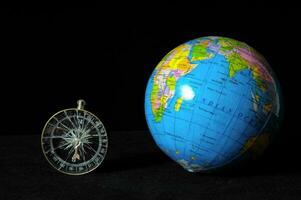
[{"xmin": 41, "ymin": 109, "xmax": 108, "ymax": 175}]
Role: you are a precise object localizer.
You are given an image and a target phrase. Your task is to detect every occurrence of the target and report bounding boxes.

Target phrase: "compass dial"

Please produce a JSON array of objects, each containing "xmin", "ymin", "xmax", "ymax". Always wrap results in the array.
[{"xmin": 41, "ymin": 108, "xmax": 108, "ymax": 175}]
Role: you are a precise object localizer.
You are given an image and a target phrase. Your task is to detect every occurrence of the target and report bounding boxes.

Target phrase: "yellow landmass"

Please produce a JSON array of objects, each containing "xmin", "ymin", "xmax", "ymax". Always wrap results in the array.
[
  {"xmin": 168, "ymin": 44, "xmax": 196, "ymax": 72},
  {"xmin": 228, "ymin": 53, "xmax": 249, "ymax": 78},
  {"xmin": 263, "ymin": 103, "xmax": 272, "ymax": 114},
  {"xmin": 151, "ymin": 42, "xmax": 216, "ymax": 122},
  {"xmin": 174, "ymin": 97, "xmax": 184, "ymax": 112},
  {"xmin": 151, "ymin": 44, "xmax": 197, "ymax": 121},
  {"xmin": 218, "ymin": 38, "xmax": 267, "ymax": 94},
  {"xmin": 250, "ymin": 65, "xmax": 267, "ymax": 92},
  {"xmin": 242, "ymin": 133, "xmax": 270, "ymax": 159},
  {"xmin": 191, "ymin": 40, "xmax": 214, "ymax": 62},
  {"xmin": 255, "ymin": 94, "xmax": 260, "ymax": 102},
  {"xmin": 166, "ymin": 76, "xmax": 176, "ymax": 91}
]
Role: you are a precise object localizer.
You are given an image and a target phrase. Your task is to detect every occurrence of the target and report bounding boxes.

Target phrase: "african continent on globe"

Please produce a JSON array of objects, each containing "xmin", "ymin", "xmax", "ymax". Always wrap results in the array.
[{"xmin": 145, "ymin": 36, "xmax": 281, "ymax": 172}]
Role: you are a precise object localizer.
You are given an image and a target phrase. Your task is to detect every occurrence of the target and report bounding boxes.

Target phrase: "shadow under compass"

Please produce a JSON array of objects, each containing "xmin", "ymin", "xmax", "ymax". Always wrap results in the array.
[
  {"xmin": 101, "ymin": 152, "xmax": 169, "ymax": 173},
  {"xmin": 98, "ymin": 130, "xmax": 171, "ymax": 173}
]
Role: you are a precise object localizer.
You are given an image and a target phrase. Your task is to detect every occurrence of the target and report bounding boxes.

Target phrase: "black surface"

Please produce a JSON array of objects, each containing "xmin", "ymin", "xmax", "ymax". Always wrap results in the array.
[{"xmin": 1, "ymin": 131, "xmax": 301, "ymax": 200}]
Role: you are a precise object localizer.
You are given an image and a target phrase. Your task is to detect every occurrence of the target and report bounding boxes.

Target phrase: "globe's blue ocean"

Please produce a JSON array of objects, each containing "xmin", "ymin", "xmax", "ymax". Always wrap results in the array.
[{"xmin": 145, "ymin": 36, "xmax": 280, "ymax": 172}]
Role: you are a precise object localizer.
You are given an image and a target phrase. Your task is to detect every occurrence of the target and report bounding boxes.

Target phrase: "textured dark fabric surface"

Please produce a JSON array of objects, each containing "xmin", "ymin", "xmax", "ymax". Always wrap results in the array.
[{"xmin": 1, "ymin": 131, "xmax": 301, "ymax": 200}]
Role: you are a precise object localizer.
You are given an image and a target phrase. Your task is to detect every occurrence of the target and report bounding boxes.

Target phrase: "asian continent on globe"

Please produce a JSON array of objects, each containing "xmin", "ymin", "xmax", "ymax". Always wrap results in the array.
[{"xmin": 144, "ymin": 36, "xmax": 281, "ymax": 172}]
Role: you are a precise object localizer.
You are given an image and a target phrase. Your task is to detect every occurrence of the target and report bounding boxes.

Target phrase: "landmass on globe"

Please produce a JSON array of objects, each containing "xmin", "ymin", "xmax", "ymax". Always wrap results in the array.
[{"xmin": 145, "ymin": 36, "xmax": 281, "ymax": 172}]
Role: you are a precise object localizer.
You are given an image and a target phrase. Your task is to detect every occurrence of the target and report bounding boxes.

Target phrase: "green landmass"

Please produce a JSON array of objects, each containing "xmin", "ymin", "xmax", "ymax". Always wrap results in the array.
[
  {"xmin": 191, "ymin": 44, "xmax": 213, "ymax": 61},
  {"xmin": 166, "ymin": 76, "xmax": 176, "ymax": 91}
]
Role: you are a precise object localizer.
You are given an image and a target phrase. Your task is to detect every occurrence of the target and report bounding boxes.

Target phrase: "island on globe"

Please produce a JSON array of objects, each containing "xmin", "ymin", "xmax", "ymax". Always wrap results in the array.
[{"xmin": 144, "ymin": 36, "xmax": 282, "ymax": 172}]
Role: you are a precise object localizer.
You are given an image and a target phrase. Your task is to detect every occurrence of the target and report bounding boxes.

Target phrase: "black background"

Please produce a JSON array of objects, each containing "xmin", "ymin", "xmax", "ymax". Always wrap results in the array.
[
  {"xmin": 1, "ymin": 6, "xmax": 299, "ymax": 134},
  {"xmin": 1, "ymin": 5, "xmax": 301, "ymax": 200},
  {"xmin": 0, "ymin": 6, "xmax": 300, "ymax": 155},
  {"xmin": 1, "ymin": 5, "xmax": 300, "ymax": 156}
]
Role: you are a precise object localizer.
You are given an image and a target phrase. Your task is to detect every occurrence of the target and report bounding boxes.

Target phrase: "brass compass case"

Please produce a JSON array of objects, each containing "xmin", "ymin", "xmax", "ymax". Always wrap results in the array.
[{"xmin": 41, "ymin": 100, "xmax": 108, "ymax": 175}]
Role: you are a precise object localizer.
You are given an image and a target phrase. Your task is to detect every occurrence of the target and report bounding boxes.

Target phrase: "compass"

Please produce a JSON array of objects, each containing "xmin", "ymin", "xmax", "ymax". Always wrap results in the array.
[{"xmin": 41, "ymin": 100, "xmax": 108, "ymax": 175}]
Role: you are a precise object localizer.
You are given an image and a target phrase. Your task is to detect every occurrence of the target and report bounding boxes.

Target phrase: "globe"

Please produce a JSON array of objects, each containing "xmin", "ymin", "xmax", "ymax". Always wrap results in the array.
[{"xmin": 144, "ymin": 36, "xmax": 281, "ymax": 172}]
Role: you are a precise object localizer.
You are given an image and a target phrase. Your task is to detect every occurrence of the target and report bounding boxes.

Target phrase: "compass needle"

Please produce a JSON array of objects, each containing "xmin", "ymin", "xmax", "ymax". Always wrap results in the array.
[{"xmin": 72, "ymin": 140, "xmax": 81, "ymax": 162}]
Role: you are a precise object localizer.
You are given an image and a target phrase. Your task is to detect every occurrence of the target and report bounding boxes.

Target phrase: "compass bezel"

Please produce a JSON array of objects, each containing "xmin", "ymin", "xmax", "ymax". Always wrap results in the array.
[{"xmin": 41, "ymin": 108, "xmax": 108, "ymax": 175}]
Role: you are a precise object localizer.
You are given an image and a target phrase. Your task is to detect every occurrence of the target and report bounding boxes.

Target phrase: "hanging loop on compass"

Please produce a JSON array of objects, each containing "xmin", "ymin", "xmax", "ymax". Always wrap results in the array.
[
  {"xmin": 77, "ymin": 99, "xmax": 86, "ymax": 110},
  {"xmin": 41, "ymin": 99, "xmax": 108, "ymax": 175}
]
